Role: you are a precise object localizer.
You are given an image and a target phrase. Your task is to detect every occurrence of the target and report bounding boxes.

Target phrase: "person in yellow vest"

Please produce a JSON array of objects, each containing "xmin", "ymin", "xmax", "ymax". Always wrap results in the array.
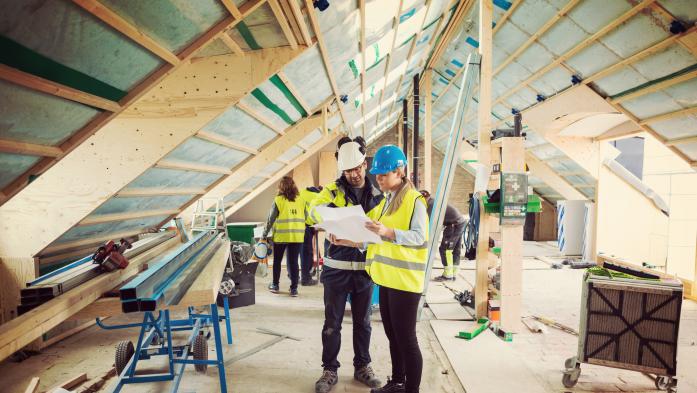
[
  {"xmin": 330, "ymin": 145, "xmax": 428, "ymax": 393},
  {"xmin": 262, "ymin": 176, "xmax": 306, "ymax": 297},
  {"xmin": 299, "ymin": 186, "xmax": 322, "ymax": 286},
  {"xmin": 419, "ymin": 190, "xmax": 466, "ymax": 281}
]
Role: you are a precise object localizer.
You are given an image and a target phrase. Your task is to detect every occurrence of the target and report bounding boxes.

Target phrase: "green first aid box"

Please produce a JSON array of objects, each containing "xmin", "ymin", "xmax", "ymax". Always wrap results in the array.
[{"xmin": 226, "ymin": 222, "xmax": 264, "ymax": 244}]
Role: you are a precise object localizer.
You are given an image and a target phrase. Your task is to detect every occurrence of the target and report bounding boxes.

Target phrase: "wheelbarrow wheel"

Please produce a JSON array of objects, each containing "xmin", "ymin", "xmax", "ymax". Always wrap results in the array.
[
  {"xmin": 193, "ymin": 334, "xmax": 208, "ymax": 373},
  {"xmin": 562, "ymin": 372, "xmax": 579, "ymax": 388},
  {"xmin": 115, "ymin": 340, "xmax": 134, "ymax": 375}
]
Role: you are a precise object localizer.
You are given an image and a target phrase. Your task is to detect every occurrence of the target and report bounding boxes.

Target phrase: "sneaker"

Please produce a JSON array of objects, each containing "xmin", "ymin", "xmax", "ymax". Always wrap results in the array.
[
  {"xmin": 290, "ymin": 288, "xmax": 299, "ymax": 297},
  {"xmin": 432, "ymin": 275, "xmax": 456, "ymax": 282},
  {"xmin": 354, "ymin": 365, "xmax": 381, "ymax": 388},
  {"xmin": 315, "ymin": 369, "xmax": 338, "ymax": 393},
  {"xmin": 370, "ymin": 378, "xmax": 405, "ymax": 393},
  {"xmin": 268, "ymin": 283, "xmax": 279, "ymax": 293},
  {"xmin": 301, "ymin": 278, "xmax": 319, "ymax": 286}
]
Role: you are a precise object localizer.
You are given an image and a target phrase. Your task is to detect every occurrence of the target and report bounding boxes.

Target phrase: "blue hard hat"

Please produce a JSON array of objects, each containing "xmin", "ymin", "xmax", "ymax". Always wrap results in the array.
[{"xmin": 370, "ymin": 145, "xmax": 407, "ymax": 175}]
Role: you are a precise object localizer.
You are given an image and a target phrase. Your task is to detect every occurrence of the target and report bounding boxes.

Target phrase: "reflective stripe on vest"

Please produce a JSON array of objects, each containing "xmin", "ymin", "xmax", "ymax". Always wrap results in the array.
[
  {"xmin": 323, "ymin": 257, "xmax": 366, "ymax": 271},
  {"xmin": 366, "ymin": 189, "xmax": 428, "ymax": 293},
  {"xmin": 273, "ymin": 195, "xmax": 305, "ymax": 243}
]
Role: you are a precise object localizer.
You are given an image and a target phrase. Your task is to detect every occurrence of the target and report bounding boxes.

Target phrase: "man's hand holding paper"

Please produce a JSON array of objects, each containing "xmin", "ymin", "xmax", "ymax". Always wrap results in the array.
[{"xmin": 314, "ymin": 205, "xmax": 382, "ymax": 244}]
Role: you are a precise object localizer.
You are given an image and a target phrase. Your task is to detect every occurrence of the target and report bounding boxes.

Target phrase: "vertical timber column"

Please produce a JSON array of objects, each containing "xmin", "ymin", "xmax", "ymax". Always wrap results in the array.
[
  {"xmin": 413, "ymin": 74, "xmax": 420, "ymax": 189},
  {"xmin": 402, "ymin": 100, "xmax": 409, "ymax": 166},
  {"xmin": 423, "ymin": 70, "xmax": 433, "ymax": 192},
  {"xmin": 500, "ymin": 137, "xmax": 525, "ymax": 333},
  {"xmin": 475, "ymin": 0, "xmax": 493, "ymax": 319}
]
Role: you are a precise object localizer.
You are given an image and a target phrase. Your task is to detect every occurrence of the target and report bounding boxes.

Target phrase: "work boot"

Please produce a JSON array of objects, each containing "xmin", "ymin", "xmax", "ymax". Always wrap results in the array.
[
  {"xmin": 315, "ymin": 369, "xmax": 338, "ymax": 393},
  {"xmin": 354, "ymin": 365, "xmax": 381, "ymax": 388},
  {"xmin": 370, "ymin": 378, "xmax": 405, "ymax": 393},
  {"xmin": 268, "ymin": 283, "xmax": 279, "ymax": 293},
  {"xmin": 432, "ymin": 275, "xmax": 455, "ymax": 282},
  {"xmin": 290, "ymin": 288, "xmax": 299, "ymax": 297},
  {"xmin": 302, "ymin": 278, "xmax": 319, "ymax": 286}
]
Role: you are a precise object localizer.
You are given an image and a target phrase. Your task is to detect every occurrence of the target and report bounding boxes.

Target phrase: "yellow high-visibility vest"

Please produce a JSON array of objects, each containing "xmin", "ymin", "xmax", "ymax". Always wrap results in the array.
[
  {"xmin": 299, "ymin": 188, "xmax": 320, "ymax": 225},
  {"xmin": 273, "ymin": 195, "xmax": 306, "ymax": 243},
  {"xmin": 366, "ymin": 189, "xmax": 428, "ymax": 293}
]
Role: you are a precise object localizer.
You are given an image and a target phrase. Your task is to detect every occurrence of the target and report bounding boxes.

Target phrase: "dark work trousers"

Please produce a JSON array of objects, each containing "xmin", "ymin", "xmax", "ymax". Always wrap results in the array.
[
  {"xmin": 438, "ymin": 228, "xmax": 464, "ymax": 267},
  {"xmin": 322, "ymin": 273, "xmax": 373, "ymax": 371},
  {"xmin": 272, "ymin": 242, "xmax": 301, "ymax": 290},
  {"xmin": 379, "ymin": 286, "xmax": 423, "ymax": 393},
  {"xmin": 300, "ymin": 226, "xmax": 314, "ymax": 282}
]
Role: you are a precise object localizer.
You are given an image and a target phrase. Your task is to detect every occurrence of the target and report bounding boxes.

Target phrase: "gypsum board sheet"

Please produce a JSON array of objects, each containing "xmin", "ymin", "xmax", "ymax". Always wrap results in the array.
[
  {"xmin": 136, "ymin": 237, "xmax": 224, "ymax": 312},
  {"xmin": 119, "ymin": 231, "xmax": 215, "ymax": 300}
]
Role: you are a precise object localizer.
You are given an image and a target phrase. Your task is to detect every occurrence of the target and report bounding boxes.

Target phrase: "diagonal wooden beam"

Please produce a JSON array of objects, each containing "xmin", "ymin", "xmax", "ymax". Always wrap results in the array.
[
  {"xmin": 277, "ymin": 71, "xmax": 311, "ymax": 114},
  {"xmin": 0, "ymin": 0, "xmax": 268, "ymax": 206},
  {"xmin": 0, "ymin": 140, "xmax": 63, "ymax": 158},
  {"xmin": 77, "ymin": 209, "xmax": 179, "ymax": 226},
  {"xmin": 218, "ymin": 31, "xmax": 246, "ymax": 57},
  {"xmin": 226, "ymin": 130, "xmax": 340, "ymax": 213},
  {"xmin": 0, "ymin": 64, "xmax": 121, "ymax": 112},
  {"xmin": 117, "ymin": 187, "xmax": 207, "ymax": 197},
  {"xmin": 180, "ymin": 113, "xmax": 326, "ymax": 220},
  {"xmin": 526, "ymin": 152, "xmax": 587, "ymax": 200},
  {"xmin": 237, "ymin": 101, "xmax": 286, "ymax": 134},
  {"xmin": 286, "ymin": 0, "xmax": 312, "ymax": 45},
  {"xmin": 220, "ymin": 0, "xmax": 244, "ymax": 19},
  {"xmin": 278, "ymin": 0, "xmax": 304, "ymax": 45},
  {"xmin": 492, "ymin": 0, "xmax": 522, "ymax": 35},
  {"xmin": 494, "ymin": 0, "xmax": 657, "ymax": 107},
  {"xmin": 72, "ymin": 0, "xmax": 180, "ymax": 65},
  {"xmin": 196, "ymin": 131, "xmax": 260, "ymax": 155},
  {"xmin": 156, "ymin": 160, "xmax": 232, "ymax": 175},
  {"xmin": 610, "ymin": 68, "xmax": 697, "ymax": 104},
  {"xmin": 665, "ymin": 135, "xmax": 697, "ymax": 146},
  {"xmin": 269, "ymin": 0, "xmax": 298, "ymax": 50},
  {"xmin": 638, "ymin": 106, "xmax": 697, "ymax": 125},
  {"xmin": 493, "ymin": 0, "xmax": 581, "ymax": 76},
  {"xmin": 303, "ymin": 0, "xmax": 350, "ymax": 133},
  {"xmin": 493, "ymin": 26, "xmax": 697, "ymax": 128},
  {"xmin": 0, "ymin": 43, "xmax": 310, "ymax": 258},
  {"xmin": 372, "ymin": 0, "xmax": 405, "ymax": 131}
]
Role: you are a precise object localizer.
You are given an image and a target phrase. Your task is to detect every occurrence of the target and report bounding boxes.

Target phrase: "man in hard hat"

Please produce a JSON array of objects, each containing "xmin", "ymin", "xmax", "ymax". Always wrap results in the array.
[
  {"xmin": 308, "ymin": 136, "xmax": 384, "ymax": 393},
  {"xmin": 420, "ymin": 190, "xmax": 467, "ymax": 281},
  {"xmin": 299, "ymin": 185, "xmax": 322, "ymax": 286}
]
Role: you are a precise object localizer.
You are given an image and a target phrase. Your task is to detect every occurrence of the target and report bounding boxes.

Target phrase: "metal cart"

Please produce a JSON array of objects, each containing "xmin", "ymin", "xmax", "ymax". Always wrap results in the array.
[{"xmin": 563, "ymin": 270, "xmax": 682, "ymax": 392}]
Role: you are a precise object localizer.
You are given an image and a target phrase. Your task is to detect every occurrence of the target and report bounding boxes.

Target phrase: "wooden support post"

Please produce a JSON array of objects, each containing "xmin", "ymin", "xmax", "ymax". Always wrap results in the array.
[
  {"xmin": 424, "ymin": 69, "xmax": 433, "ymax": 192},
  {"xmin": 0, "ymin": 257, "xmax": 38, "ymax": 324},
  {"xmin": 500, "ymin": 137, "xmax": 525, "ymax": 333},
  {"xmin": 474, "ymin": 0, "xmax": 493, "ymax": 319},
  {"xmin": 693, "ymin": 232, "xmax": 697, "ymax": 298}
]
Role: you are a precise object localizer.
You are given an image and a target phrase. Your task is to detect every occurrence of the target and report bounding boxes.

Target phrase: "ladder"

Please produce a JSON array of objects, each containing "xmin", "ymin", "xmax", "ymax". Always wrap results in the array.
[{"xmin": 191, "ymin": 198, "xmax": 227, "ymax": 234}]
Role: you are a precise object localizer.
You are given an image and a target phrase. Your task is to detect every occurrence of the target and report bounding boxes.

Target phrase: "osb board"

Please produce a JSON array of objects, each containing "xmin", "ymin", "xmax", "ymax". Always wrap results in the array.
[
  {"xmin": 429, "ymin": 320, "xmax": 549, "ymax": 393},
  {"xmin": 318, "ymin": 151, "xmax": 337, "ymax": 186}
]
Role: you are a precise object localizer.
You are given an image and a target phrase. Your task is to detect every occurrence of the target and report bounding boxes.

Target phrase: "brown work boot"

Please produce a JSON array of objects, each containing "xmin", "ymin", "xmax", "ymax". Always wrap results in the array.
[
  {"xmin": 355, "ymin": 365, "xmax": 382, "ymax": 388},
  {"xmin": 315, "ymin": 369, "xmax": 338, "ymax": 393}
]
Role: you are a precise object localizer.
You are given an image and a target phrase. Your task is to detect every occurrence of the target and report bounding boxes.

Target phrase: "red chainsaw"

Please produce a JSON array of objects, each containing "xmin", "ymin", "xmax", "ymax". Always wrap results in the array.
[{"xmin": 92, "ymin": 239, "xmax": 132, "ymax": 272}]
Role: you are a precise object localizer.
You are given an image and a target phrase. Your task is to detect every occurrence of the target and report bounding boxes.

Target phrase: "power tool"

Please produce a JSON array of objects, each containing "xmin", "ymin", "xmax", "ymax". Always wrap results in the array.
[{"xmin": 92, "ymin": 239, "xmax": 132, "ymax": 272}]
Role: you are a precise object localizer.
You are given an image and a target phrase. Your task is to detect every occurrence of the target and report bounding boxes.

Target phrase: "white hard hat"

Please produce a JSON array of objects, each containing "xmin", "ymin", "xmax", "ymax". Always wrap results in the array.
[{"xmin": 337, "ymin": 141, "xmax": 366, "ymax": 171}]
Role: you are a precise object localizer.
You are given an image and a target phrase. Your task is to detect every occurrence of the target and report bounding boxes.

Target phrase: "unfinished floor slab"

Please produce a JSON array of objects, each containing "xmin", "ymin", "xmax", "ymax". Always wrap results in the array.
[{"xmin": 429, "ymin": 242, "xmax": 697, "ymax": 393}]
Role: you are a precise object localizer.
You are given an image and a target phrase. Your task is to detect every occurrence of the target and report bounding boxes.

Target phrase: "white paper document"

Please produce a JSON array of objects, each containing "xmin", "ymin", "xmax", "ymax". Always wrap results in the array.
[{"xmin": 313, "ymin": 205, "xmax": 382, "ymax": 244}]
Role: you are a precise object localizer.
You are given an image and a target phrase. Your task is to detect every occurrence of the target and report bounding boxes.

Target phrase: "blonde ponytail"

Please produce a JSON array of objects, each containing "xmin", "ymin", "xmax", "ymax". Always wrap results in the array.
[{"xmin": 384, "ymin": 169, "xmax": 414, "ymax": 216}]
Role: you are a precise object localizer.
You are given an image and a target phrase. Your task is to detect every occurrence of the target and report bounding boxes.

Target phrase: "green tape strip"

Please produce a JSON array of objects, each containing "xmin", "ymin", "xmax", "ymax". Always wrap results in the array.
[
  {"xmin": 251, "ymin": 88, "xmax": 295, "ymax": 125},
  {"xmin": 0, "ymin": 35, "xmax": 126, "ymax": 103},
  {"xmin": 237, "ymin": 22, "xmax": 262, "ymax": 50},
  {"xmin": 610, "ymin": 62, "xmax": 697, "ymax": 101},
  {"xmin": 270, "ymin": 74, "xmax": 308, "ymax": 117},
  {"xmin": 348, "ymin": 59, "xmax": 359, "ymax": 79}
]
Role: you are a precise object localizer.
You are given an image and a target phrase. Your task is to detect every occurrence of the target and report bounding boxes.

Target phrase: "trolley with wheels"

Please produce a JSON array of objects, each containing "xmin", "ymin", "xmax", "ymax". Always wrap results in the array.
[
  {"xmin": 562, "ymin": 264, "xmax": 682, "ymax": 392},
  {"xmin": 98, "ymin": 297, "xmax": 233, "ymax": 393}
]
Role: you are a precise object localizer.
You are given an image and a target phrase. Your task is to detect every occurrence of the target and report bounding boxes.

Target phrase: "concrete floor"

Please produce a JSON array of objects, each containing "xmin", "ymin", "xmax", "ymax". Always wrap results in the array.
[{"xmin": 1, "ymin": 241, "xmax": 695, "ymax": 393}]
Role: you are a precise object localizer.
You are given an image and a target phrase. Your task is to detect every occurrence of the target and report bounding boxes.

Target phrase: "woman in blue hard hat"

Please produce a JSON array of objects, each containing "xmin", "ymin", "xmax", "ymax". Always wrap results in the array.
[{"xmin": 362, "ymin": 145, "xmax": 430, "ymax": 393}]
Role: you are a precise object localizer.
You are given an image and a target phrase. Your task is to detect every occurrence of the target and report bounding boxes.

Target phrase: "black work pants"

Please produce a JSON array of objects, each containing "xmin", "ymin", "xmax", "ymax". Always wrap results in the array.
[
  {"xmin": 300, "ymin": 226, "xmax": 314, "ymax": 282},
  {"xmin": 272, "ymin": 242, "xmax": 301, "ymax": 290},
  {"xmin": 439, "ymin": 229, "xmax": 463, "ymax": 267},
  {"xmin": 379, "ymin": 286, "xmax": 422, "ymax": 393},
  {"xmin": 321, "ymin": 274, "xmax": 373, "ymax": 371}
]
